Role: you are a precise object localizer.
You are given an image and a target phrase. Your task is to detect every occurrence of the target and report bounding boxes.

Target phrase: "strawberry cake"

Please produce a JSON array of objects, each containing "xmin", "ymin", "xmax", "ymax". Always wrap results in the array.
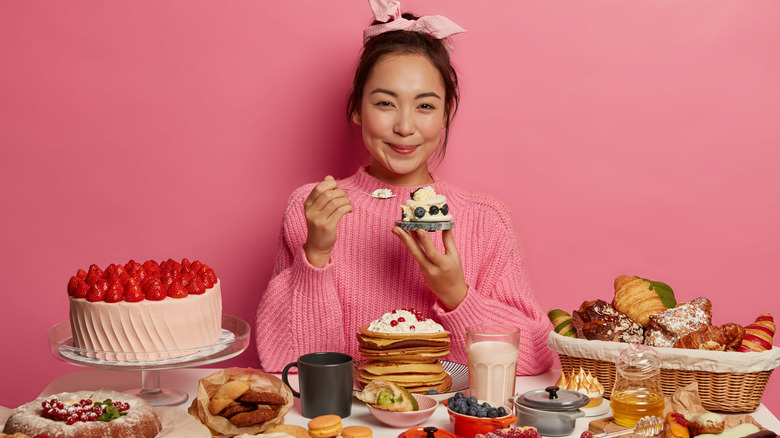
[
  {"xmin": 3, "ymin": 389, "xmax": 162, "ymax": 438},
  {"xmin": 67, "ymin": 258, "xmax": 222, "ymax": 361}
]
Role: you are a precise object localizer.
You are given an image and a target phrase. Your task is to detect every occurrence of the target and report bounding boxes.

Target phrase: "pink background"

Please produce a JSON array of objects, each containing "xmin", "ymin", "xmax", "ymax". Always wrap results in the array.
[{"xmin": 2, "ymin": 0, "xmax": 779, "ymax": 414}]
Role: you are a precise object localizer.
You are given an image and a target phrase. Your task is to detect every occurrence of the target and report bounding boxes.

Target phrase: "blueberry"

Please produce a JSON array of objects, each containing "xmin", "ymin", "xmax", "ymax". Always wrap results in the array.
[
  {"xmin": 427, "ymin": 389, "xmax": 439, "ymax": 394},
  {"xmin": 481, "ymin": 402, "xmax": 491, "ymax": 409},
  {"xmin": 468, "ymin": 406, "xmax": 478, "ymax": 416},
  {"xmin": 454, "ymin": 392, "xmax": 464, "ymax": 399},
  {"xmin": 497, "ymin": 406, "xmax": 508, "ymax": 417},
  {"xmin": 476, "ymin": 409, "xmax": 487, "ymax": 418},
  {"xmin": 401, "ymin": 211, "xmax": 406, "ymax": 220},
  {"xmin": 447, "ymin": 397, "xmax": 456, "ymax": 406},
  {"xmin": 488, "ymin": 408, "xmax": 499, "ymax": 418},
  {"xmin": 414, "ymin": 206, "xmax": 426, "ymax": 218},
  {"xmin": 429, "ymin": 205, "xmax": 439, "ymax": 215},
  {"xmin": 441, "ymin": 204, "xmax": 449, "ymax": 215},
  {"xmin": 466, "ymin": 396, "xmax": 478, "ymax": 407}
]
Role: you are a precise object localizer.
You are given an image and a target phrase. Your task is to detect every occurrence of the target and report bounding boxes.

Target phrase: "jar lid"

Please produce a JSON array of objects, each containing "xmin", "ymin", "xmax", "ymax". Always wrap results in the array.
[
  {"xmin": 516, "ymin": 386, "xmax": 590, "ymax": 411},
  {"xmin": 398, "ymin": 426, "xmax": 460, "ymax": 438}
]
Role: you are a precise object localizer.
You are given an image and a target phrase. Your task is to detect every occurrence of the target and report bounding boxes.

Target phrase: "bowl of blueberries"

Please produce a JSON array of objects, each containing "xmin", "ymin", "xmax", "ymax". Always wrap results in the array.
[{"xmin": 445, "ymin": 392, "xmax": 517, "ymax": 438}]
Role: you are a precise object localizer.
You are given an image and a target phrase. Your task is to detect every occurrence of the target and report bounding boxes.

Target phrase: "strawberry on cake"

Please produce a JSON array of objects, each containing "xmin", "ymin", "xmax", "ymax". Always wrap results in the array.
[{"xmin": 67, "ymin": 258, "xmax": 222, "ymax": 361}]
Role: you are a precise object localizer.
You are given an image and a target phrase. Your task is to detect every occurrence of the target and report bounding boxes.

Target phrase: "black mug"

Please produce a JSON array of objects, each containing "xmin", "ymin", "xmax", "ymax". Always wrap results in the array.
[{"xmin": 281, "ymin": 352, "xmax": 354, "ymax": 418}]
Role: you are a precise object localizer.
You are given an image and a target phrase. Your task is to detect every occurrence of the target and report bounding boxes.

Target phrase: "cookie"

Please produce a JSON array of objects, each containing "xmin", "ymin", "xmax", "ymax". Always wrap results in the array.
[
  {"xmin": 209, "ymin": 380, "xmax": 251, "ymax": 415},
  {"xmin": 237, "ymin": 389, "xmax": 286, "ymax": 405},
  {"xmin": 228, "ymin": 407, "xmax": 278, "ymax": 427}
]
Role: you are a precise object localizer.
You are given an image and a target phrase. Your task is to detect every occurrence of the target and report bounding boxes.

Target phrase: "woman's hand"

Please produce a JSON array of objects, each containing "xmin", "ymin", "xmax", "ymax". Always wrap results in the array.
[
  {"xmin": 303, "ymin": 176, "xmax": 352, "ymax": 268},
  {"xmin": 393, "ymin": 227, "xmax": 468, "ymax": 310}
]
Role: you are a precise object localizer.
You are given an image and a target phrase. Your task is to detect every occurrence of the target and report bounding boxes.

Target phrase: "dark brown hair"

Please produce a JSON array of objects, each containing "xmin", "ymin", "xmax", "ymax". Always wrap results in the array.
[{"xmin": 346, "ymin": 13, "xmax": 460, "ymax": 160}]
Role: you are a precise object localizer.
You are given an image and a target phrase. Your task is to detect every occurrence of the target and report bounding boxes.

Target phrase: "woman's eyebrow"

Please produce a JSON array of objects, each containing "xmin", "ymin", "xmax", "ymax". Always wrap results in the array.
[{"xmin": 369, "ymin": 88, "xmax": 442, "ymax": 100}]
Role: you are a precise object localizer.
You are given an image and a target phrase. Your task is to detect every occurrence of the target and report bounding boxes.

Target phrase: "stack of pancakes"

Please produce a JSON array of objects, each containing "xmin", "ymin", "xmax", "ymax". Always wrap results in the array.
[{"xmin": 356, "ymin": 324, "xmax": 452, "ymax": 394}]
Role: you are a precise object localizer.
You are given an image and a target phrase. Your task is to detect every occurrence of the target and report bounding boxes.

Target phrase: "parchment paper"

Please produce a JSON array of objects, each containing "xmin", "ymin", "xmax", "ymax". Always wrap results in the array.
[{"xmin": 187, "ymin": 367, "xmax": 294, "ymax": 438}]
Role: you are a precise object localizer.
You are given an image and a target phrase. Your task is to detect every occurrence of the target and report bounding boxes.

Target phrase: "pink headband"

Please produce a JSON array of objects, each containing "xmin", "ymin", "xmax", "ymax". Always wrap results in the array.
[{"xmin": 362, "ymin": 0, "xmax": 465, "ymax": 50}]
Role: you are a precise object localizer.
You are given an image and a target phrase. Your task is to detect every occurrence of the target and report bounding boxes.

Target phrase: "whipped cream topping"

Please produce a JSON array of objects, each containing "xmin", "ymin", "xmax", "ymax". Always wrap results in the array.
[
  {"xmin": 367, "ymin": 309, "xmax": 444, "ymax": 333},
  {"xmin": 556, "ymin": 367, "xmax": 605, "ymax": 398},
  {"xmin": 411, "ymin": 186, "xmax": 436, "ymax": 202},
  {"xmin": 372, "ymin": 188, "xmax": 395, "ymax": 198}
]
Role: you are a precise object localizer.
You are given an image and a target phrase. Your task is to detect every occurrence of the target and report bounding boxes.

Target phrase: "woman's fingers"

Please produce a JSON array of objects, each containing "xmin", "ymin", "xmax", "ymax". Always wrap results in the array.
[{"xmin": 393, "ymin": 227, "xmax": 432, "ymax": 266}]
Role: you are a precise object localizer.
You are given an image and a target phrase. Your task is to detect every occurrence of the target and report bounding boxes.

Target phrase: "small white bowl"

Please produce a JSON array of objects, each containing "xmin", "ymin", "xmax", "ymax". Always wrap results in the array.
[{"xmin": 367, "ymin": 393, "xmax": 438, "ymax": 428}]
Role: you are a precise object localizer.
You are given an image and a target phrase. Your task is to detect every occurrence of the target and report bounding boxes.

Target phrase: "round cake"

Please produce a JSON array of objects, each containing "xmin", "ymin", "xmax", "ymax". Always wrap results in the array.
[
  {"xmin": 3, "ymin": 389, "xmax": 162, "ymax": 438},
  {"xmin": 67, "ymin": 258, "xmax": 222, "ymax": 361}
]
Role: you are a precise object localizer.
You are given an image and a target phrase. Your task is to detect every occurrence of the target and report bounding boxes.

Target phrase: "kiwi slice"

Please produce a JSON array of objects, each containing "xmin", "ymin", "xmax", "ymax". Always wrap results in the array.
[{"xmin": 398, "ymin": 386, "xmax": 419, "ymax": 411}]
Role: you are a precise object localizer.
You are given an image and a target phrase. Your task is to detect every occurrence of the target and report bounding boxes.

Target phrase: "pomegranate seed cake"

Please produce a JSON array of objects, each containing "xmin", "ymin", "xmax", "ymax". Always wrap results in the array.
[{"xmin": 3, "ymin": 389, "xmax": 161, "ymax": 438}]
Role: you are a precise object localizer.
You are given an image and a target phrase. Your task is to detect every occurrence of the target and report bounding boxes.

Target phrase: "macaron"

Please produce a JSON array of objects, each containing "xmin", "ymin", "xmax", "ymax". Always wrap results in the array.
[
  {"xmin": 307, "ymin": 414, "xmax": 343, "ymax": 438},
  {"xmin": 342, "ymin": 425, "xmax": 373, "ymax": 438}
]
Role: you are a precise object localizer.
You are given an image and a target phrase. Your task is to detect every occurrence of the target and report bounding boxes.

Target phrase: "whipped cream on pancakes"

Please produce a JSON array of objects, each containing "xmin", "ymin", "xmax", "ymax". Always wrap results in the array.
[{"xmin": 368, "ymin": 309, "xmax": 444, "ymax": 334}]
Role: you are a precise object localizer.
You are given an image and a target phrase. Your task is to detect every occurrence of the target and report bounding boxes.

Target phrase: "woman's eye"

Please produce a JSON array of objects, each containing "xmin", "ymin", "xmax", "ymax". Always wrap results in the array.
[
  {"xmin": 419, "ymin": 103, "xmax": 436, "ymax": 110},
  {"xmin": 375, "ymin": 101, "xmax": 393, "ymax": 107}
]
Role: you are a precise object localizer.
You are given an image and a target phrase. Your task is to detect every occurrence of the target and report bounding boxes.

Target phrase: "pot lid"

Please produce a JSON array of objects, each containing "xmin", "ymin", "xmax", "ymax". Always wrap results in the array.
[
  {"xmin": 516, "ymin": 385, "xmax": 589, "ymax": 411},
  {"xmin": 399, "ymin": 426, "xmax": 460, "ymax": 438}
]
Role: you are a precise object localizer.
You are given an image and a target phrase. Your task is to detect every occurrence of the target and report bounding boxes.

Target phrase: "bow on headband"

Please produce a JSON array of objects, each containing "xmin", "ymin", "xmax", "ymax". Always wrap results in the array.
[{"xmin": 362, "ymin": 0, "xmax": 466, "ymax": 48}]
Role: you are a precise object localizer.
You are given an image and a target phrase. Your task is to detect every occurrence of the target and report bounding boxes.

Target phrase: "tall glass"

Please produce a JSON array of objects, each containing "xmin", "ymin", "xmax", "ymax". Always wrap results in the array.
[{"xmin": 466, "ymin": 324, "xmax": 520, "ymax": 404}]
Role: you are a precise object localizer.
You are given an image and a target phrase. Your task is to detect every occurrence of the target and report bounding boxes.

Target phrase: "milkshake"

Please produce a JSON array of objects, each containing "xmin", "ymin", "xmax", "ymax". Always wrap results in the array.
[{"xmin": 465, "ymin": 325, "xmax": 521, "ymax": 405}]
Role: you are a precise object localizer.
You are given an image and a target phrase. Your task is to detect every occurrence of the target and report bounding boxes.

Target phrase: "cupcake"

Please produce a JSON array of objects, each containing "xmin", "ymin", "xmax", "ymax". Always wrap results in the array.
[{"xmin": 556, "ymin": 368, "xmax": 605, "ymax": 408}]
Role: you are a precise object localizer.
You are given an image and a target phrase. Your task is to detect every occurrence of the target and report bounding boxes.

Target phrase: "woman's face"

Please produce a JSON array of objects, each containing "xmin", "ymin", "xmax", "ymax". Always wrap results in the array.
[{"xmin": 353, "ymin": 53, "xmax": 447, "ymax": 186}]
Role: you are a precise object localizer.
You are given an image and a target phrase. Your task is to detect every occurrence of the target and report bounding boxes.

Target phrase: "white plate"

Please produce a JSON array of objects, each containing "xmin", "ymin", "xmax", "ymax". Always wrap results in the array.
[{"xmin": 581, "ymin": 401, "xmax": 610, "ymax": 417}]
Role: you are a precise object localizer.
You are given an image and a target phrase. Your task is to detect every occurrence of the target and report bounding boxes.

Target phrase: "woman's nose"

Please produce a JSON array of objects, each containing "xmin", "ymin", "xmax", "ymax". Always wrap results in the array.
[{"xmin": 393, "ymin": 110, "xmax": 415, "ymax": 137}]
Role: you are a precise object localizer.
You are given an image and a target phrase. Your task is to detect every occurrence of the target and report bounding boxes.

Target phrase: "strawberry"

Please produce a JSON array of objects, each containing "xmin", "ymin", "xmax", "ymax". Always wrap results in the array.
[
  {"xmin": 124, "ymin": 284, "xmax": 144, "ymax": 302},
  {"xmin": 204, "ymin": 268, "xmax": 217, "ymax": 285},
  {"xmin": 144, "ymin": 279, "xmax": 166, "ymax": 301},
  {"xmin": 72, "ymin": 278, "xmax": 90, "ymax": 298},
  {"xmin": 186, "ymin": 277, "xmax": 207, "ymax": 295},
  {"xmin": 104, "ymin": 263, "xmax": 118, "ymax": 279},
  {"xmin": 87, "ymin": 284, "xmax": 107, "ymax": 302},
  {"xmin": 87, "ymin": 264, "xmax": 103, "ymax": 279},
  {"xmin": 167, "ymin": 280, "xmax": 188, "ymax": 299},
  {"xmin": 166, "ymin": 258, "xmax": 181, "ymax": 272},
  {"xmin": 85, "ymin": 271, "xmax": 101, "ymax": 286},
  {"xmin": 201, "ymin": 272, "xmax": 215, "ymax": 288},
  {"xmin": 181, "ymin": 258, "xmax": 191, "ymax": 268},
  {"xmin": 160, "ymin": 273, "xmax": 174, "ymax": 288},
  {"xmin": 181, "ymin": 269, "xmax": 196, "ymax": 285},
  {"xmin": 142, "ymin": 260, "xmax": 160, "ymax": 276},
  {"xmin": 105, "ymin": 283, "xmax": 125, "ymax": 303},
  {"xmin": 190, "ymin": 260, "xmax": 203, "ymax": 272},
  {"xmin": 124, "ymin": 278, "xmax": 144, "ymax": 302},
  {"xmin": 76, "ymin": 269, "xmax": 88, "ymax": 280},
  {"xmin": 115, "ymin": 264, "xmax": 127, "ymax": 278},
  {"xmin": 67, "ymin": 276, "xmax": 80, "ymax": 296}
]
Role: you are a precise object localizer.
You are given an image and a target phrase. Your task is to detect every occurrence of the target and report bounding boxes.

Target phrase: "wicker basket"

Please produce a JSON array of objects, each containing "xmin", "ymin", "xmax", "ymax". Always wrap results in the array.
[{"xmin": 548, "ymin": 332, "xmax": 780, "ymax": 413}]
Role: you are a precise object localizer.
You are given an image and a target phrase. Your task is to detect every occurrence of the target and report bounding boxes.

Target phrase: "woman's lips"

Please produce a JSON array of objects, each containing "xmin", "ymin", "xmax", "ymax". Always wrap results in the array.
[{"xmin": 388, "ymin": 144, "xmax": 417, "ymax": 155}]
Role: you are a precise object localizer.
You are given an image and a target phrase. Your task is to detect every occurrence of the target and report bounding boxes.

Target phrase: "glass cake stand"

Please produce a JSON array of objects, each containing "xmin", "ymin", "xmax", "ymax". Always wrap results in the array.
[{"xmin": 47, "ymin": 314, "xmax": 250, "ymax": 406}]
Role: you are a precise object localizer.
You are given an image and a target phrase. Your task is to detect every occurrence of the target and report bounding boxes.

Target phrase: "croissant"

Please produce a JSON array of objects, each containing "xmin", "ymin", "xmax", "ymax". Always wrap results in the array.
[
  {"xmin": 737, "ymin": 313, "xmax": 775, "ymax": 352},
  {"xmin": 675, "ymin": 325, "xmax": 727, "ymax": 350},
  {"xmin": 720, "ymin": 323, "xmax": 745, "ymax": 351},
  {"xmin": 613, "ymin": 275, "xmax": 677, "ymax": 327}
]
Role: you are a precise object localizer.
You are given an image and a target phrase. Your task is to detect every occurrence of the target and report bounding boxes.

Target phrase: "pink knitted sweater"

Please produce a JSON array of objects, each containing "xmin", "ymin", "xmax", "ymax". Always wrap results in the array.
[{"xmin": 255, "ymin": 167, "xmax": 553, "ymax": 375}]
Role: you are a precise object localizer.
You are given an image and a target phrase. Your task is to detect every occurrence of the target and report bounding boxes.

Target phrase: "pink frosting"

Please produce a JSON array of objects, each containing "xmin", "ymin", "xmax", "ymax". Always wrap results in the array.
[{"xmin": 69, "ymin": 280, "xmax": 222, "ymax": 361}]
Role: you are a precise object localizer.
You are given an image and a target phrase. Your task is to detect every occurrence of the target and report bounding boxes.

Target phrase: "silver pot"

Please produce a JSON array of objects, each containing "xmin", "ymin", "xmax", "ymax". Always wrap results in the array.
[{"xmin": 511, "ymin": 386, "xmax": 589, "ymax": 436}]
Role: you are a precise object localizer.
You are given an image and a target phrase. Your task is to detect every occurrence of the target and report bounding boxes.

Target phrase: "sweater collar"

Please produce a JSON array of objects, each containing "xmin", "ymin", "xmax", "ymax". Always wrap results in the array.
[{"xmin": 351, "ymin": 166, "xmax": 447, "ymax": 197}]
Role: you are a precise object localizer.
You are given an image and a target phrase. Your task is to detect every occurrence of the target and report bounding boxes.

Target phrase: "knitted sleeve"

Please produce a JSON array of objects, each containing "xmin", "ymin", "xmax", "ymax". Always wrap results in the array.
[
  {"xmin": 255, "ymin": 185, "xmax": 348, "ymax": 372},
  {"xmin": 433, "ymin": 193, "xmax": 553, "ymax": 375}
]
